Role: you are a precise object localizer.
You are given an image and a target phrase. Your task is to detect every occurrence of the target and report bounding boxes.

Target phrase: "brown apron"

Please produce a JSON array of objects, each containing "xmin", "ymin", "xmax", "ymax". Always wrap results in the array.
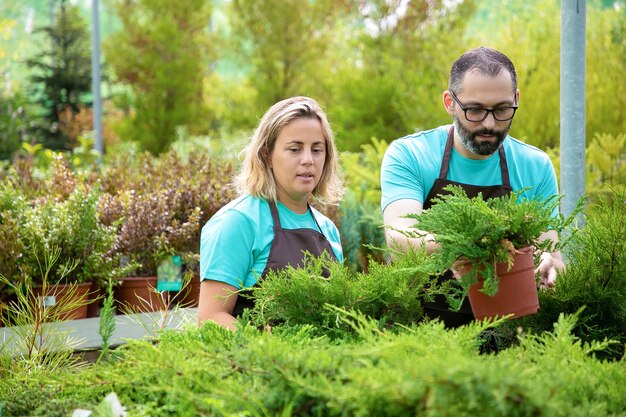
[
  {"xmin": 422, "ymin": 126, "xmax": 512, "ymax": 327},
  {"xmin": 232, "ymin": 201, "xmax": 338, "ymax": 317}
]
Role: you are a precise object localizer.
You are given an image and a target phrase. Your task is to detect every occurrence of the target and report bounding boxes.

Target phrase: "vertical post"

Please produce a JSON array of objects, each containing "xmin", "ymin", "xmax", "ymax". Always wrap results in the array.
[
  {"xmin": 91, "ymin": 0, "xmax": 103, "ymax": 162},
  {"xmin": 560, "ymin": 0, "xmax": 586, "ymax": 221}
]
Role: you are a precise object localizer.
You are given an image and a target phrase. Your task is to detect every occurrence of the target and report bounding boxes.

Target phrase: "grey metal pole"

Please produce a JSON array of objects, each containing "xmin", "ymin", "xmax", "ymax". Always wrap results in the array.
[
  {"xmin": 560, "ymin": 0, "xmax": 586, "ymax": 221},
  {"xmin": 91, "ymin": 0, "xmax": 103, "ymax": 161}
]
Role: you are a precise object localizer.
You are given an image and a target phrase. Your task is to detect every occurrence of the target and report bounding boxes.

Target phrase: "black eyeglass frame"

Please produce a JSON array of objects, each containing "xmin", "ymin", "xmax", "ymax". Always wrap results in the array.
[{"xmin": 450, "ymin": 90, "xmax": 518, "ymax": 122}]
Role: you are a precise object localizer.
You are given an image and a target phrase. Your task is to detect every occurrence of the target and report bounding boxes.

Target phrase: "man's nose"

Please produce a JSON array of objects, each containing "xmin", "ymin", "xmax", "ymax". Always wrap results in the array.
[{"xmin": 481, "ymin": 112, "xmax": 497, "ymax": 129}]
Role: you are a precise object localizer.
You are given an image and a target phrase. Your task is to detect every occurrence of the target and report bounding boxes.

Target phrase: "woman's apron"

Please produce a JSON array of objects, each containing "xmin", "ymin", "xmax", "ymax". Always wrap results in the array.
[
  {"xmin": 421, "ymin": 126, "xmax": 512, "ymax": 327},
  {"xmin": 232, "ymin": 201, "xmax": 338, "ymax": 317}
]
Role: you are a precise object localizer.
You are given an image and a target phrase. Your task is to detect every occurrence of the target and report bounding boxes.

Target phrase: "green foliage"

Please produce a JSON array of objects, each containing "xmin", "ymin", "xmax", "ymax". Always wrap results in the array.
[
  {"xmin": 585, "ymin": 2, "xmax": 626, "ymax": 145},
  {"xmin": 0, "ymin": 246, "xmax": 87, "ymax": 368},
  {"xmin": 247, "ymin": 249, "xmax": 438, "ymax": 335},
  {"xmin": 0, "ymin": 183, "xmax": 28, "ymax": 299},
  {"xmin": 0, "ymin": 90, "xmax": 30, "ymax": 160},
  {"xmin": 105, "ymin": 0, "xmax": 213, "ymax": 154},
  {"xmin": 227, "ymin": 0, "xmax": 352, "ymax": 113},
  {"xmin": 339, "ymin": 138, "xmax": 388, "ymax": 271},
  {"xmin": 326, "ymin": 0, "xmax": 476, "ymax": 150},
  {"xmin": 405, "ymin": 186, "xmax": 580, "ymax": 302},
  {"xmin": 98, "ymin": 150, "xmax": 236, "ymax": 276},
  {"xmin": 548, "ymin": 189, "xmax": 626, "ymax": 359},
  {"xmin": 18, "ymin": 184, "xmax": 120, "ymax": 286},
  {"xmin": 466, "ymin": 188, "xmax": 626, "ymax": 359},
  {"xmin": 97, "ymin": 280, "xmax": 116, "ymax": 364},
  {"xmin": 25, "ymin": 2, "xmax": 92, "ymax": 151},
  {"xmin": 3, "ymin": 311, "xmax": 626, "ymax": 416},
  {"xmin": 586, "ymin": 132, "xmax": 626, "ymax": 201}
]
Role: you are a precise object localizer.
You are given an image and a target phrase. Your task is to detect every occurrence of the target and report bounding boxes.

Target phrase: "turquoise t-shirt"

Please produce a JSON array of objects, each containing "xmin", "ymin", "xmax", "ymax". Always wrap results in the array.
[
  {"xmin": 381, "ymin": 125, "xmax": 559, "ymax": 213},
  {"xmin": 200, "ymin": 195, "xmax": 343, "ymax": 289}
]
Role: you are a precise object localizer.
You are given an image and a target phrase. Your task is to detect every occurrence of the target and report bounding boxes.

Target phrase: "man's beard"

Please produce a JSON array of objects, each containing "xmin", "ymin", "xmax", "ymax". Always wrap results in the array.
[{"xmin": 453, "ymin": 113, "xmax": 511, "ymax": 156}]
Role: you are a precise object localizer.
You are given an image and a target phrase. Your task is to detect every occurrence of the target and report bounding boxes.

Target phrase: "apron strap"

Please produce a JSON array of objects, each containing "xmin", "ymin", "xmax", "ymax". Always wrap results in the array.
[
  {"xmin": 268, "ymin": 200, "xmax": 322, "ymax": 233},
  {"xmin": 268, "ymin": 201, "xmax": 282, "ymax": 229}
]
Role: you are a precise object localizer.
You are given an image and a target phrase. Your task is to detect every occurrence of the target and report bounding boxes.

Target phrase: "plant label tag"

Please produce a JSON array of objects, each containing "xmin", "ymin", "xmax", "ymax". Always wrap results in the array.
[
  {"xmin": 157, "ymin": 255, "xmax": 183, "ymax": 291},
  {"xmin": 41, "ymin": 295, "xmax": 56, "ymax": 307}
]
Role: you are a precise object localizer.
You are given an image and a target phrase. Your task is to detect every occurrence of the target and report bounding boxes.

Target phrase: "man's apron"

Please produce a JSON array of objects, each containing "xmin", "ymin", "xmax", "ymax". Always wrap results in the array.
[{"xmin": 422, "ymin": 126, "xmax": 512, "ymax": 327}]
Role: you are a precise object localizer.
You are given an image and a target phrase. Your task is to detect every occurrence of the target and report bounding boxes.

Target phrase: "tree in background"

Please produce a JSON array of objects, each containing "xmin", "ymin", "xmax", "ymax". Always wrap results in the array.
[
  {"xmin": 325, "ymin": 0, "xmax": 476, "ymax": 150},
  {"xmin": 586, "ymin": 2, "xmax": 626, "ymax": 143},
  {"xmin": 26, "ymin": 1, "xmax": 92, "ymax": 151},
  {"xmin": 105, "ymin": 0, "xmax": 212, "ymax": 155},
  {"xmin": 469, "ymin": 0, "xmax": 626, "ymax": 150},
  {"xmin": 226, "ymin": 0, "xmax": 353, "ymax": 121}
]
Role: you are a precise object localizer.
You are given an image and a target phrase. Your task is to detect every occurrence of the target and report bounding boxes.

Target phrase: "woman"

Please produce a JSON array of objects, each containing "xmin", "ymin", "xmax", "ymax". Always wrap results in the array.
[{"xmin": 198, "ymin": 96, "xmax": 344, "ymax": 330}]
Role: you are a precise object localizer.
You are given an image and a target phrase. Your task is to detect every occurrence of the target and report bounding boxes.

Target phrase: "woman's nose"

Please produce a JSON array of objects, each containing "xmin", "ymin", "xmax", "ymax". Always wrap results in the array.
[{"xmin": 301, "ymin": 150, "xmax": 314, "ymax": 165}]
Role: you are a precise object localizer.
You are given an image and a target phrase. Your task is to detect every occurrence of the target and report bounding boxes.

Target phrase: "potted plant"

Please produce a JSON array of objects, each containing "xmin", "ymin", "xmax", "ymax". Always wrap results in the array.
[
  {"xmin": 16, "ymin": 184, "xmax": 124, "ymax": 320},
  {"xmin": 404, "ymin": 185, "xmax": 580, "ymax": 320},
  {"xmin": 98, "ymin": 150, "xmax": 236, "ymax": 311},
  {"xmin": 0, "ymin": 182, "xmax": 29, "ymax": 326}
]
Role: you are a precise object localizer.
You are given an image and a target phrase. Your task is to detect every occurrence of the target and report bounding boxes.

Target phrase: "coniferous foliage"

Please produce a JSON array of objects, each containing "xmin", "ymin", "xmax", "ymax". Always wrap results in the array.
[
  {"xmin": 26, "ymin": 2, "xmax": 92, "ymax": 151},
  {"xmin": 546, "ymin": 190, "xmax": 626, "ymax": 359},
  {"xmin": 2, "ymin": 311, "xmax": 626, "ymax": 416},
  {"xmin": 481, "ymin": 189, "xmax": 626, "ymax": 359},
  {"xmin": 248, "ymin": 249, "xmax": 439, "ymax": 334}
]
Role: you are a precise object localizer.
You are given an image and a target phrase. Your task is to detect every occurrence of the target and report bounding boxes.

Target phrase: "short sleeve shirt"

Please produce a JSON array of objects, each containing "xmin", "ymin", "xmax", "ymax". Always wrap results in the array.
[
  {"xmin": 200, "ymin": 195, "xmax": 343, "ymax": 289},
  {"xmin": 381, "ymin": 125, "xmax": 559, "ymax": 214}
]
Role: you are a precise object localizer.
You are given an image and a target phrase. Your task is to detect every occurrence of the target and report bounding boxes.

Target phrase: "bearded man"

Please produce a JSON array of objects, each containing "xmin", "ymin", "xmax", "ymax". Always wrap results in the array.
[{"xmin": 381, "ymin": 46, "xmax": 563, "ymax": 327}]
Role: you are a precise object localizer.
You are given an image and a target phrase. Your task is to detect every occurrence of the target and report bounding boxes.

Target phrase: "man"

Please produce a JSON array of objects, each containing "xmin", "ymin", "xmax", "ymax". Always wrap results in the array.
[{"xmin": 381, "ymin": 46, "xmax": 563, "ymax": 326}]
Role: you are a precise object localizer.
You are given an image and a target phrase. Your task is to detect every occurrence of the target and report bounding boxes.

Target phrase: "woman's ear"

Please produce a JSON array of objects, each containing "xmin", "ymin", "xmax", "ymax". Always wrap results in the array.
[{"xmin": 261, "ymin": 147, "xmax": 272, "ymax": 168}]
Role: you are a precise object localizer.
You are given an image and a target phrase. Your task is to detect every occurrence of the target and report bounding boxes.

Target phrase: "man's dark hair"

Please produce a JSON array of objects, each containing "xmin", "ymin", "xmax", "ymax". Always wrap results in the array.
[{"xmin": 449, "ymin": 47, "xmax": 518, "ymax": 93}]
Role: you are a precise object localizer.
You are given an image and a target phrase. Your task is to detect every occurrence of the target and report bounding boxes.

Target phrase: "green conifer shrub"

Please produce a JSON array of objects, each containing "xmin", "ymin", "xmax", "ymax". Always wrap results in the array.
[
  {"xmin": 248, "ymin": 249, "xmax": 447, "ymax": 334},
  {"xmin": 3, "ymin": 311, "xmax": 626, "ymax": 416},
  {"xmin": 404, "ymin": 185, "xmax": 579, "ymax": 309},
  {"xmin": 475, "ymin": 188, "xmax": 626, "ymax": 359}
]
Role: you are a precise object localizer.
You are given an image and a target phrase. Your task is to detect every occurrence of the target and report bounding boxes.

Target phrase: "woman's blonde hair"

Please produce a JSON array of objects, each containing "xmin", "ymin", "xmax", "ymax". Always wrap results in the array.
[{"xmin": 235, "ymin": 96, "xmax": 343, "ymax": 206}]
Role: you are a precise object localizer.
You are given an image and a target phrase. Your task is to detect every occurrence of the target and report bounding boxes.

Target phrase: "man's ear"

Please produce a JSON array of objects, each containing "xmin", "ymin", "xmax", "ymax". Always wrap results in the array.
[{"xmin": 443, "ymin": 90, "xmax": 455, "ymax": 116}]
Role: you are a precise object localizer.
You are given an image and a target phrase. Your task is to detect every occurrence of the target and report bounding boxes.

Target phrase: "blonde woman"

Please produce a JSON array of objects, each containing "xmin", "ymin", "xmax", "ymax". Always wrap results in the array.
[{"xmin": 198, "ymin": 96, "xmax": 344, "ymax": 330}]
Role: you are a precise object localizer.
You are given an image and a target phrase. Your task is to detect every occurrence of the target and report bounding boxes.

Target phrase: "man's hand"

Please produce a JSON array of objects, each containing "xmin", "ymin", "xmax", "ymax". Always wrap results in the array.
[{"xmin": 535, "ymin": 252, "xmax": 565, "ymax": 290}]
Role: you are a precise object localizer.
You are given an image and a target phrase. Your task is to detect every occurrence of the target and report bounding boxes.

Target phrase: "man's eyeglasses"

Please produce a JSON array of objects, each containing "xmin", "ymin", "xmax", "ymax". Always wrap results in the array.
[{"xmin": 450, "ymin": 91, "xmax": 518, "ymax": 122}]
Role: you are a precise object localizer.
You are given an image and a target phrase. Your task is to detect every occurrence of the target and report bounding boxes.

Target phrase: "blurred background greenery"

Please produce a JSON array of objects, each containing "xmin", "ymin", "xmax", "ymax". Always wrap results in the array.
[
  {"xmin": 0, "ymin": 0, "xmax": 624, "ymax": 272},
  {"xmin": 1, "ymin": 0, "xmax": 624, "ymax": 154}
]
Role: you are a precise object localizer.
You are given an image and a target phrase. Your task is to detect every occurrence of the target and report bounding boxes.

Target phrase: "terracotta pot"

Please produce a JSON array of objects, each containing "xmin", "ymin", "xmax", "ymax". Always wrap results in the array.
[
  {"xmin": 466, "ymin": 246, "xmax": 539, "ymax": 320},
  {"xmin": 33, "ymin": 281, "xmax": 92, "ymax": 321},
  {"xmin": 114, "ymin": 276, "xmax": 167, "ymax": 313}
]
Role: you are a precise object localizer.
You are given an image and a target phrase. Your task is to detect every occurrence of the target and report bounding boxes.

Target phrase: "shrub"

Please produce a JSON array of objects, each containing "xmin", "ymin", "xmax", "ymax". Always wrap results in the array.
[
  {"xmin": 98, "ymin": 150, "xmax": 236, "ymax": 276},
  {"xmin": 18, "ymin": 185, "xmax": 120, "ymax": 288},
  {"xmin": 248, "ymin": 248, "xmax": 439, "ymax": 335}
]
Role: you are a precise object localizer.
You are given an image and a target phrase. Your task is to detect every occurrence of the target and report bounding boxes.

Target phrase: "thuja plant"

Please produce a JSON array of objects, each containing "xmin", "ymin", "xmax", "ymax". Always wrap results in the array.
[
  {"xmin": 403, "ymin": 185, "xmax": 582, "ymax": 308},
  {"xmin": 97, "ymin": 280, "xmax": 116, "ymax": 364}
]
